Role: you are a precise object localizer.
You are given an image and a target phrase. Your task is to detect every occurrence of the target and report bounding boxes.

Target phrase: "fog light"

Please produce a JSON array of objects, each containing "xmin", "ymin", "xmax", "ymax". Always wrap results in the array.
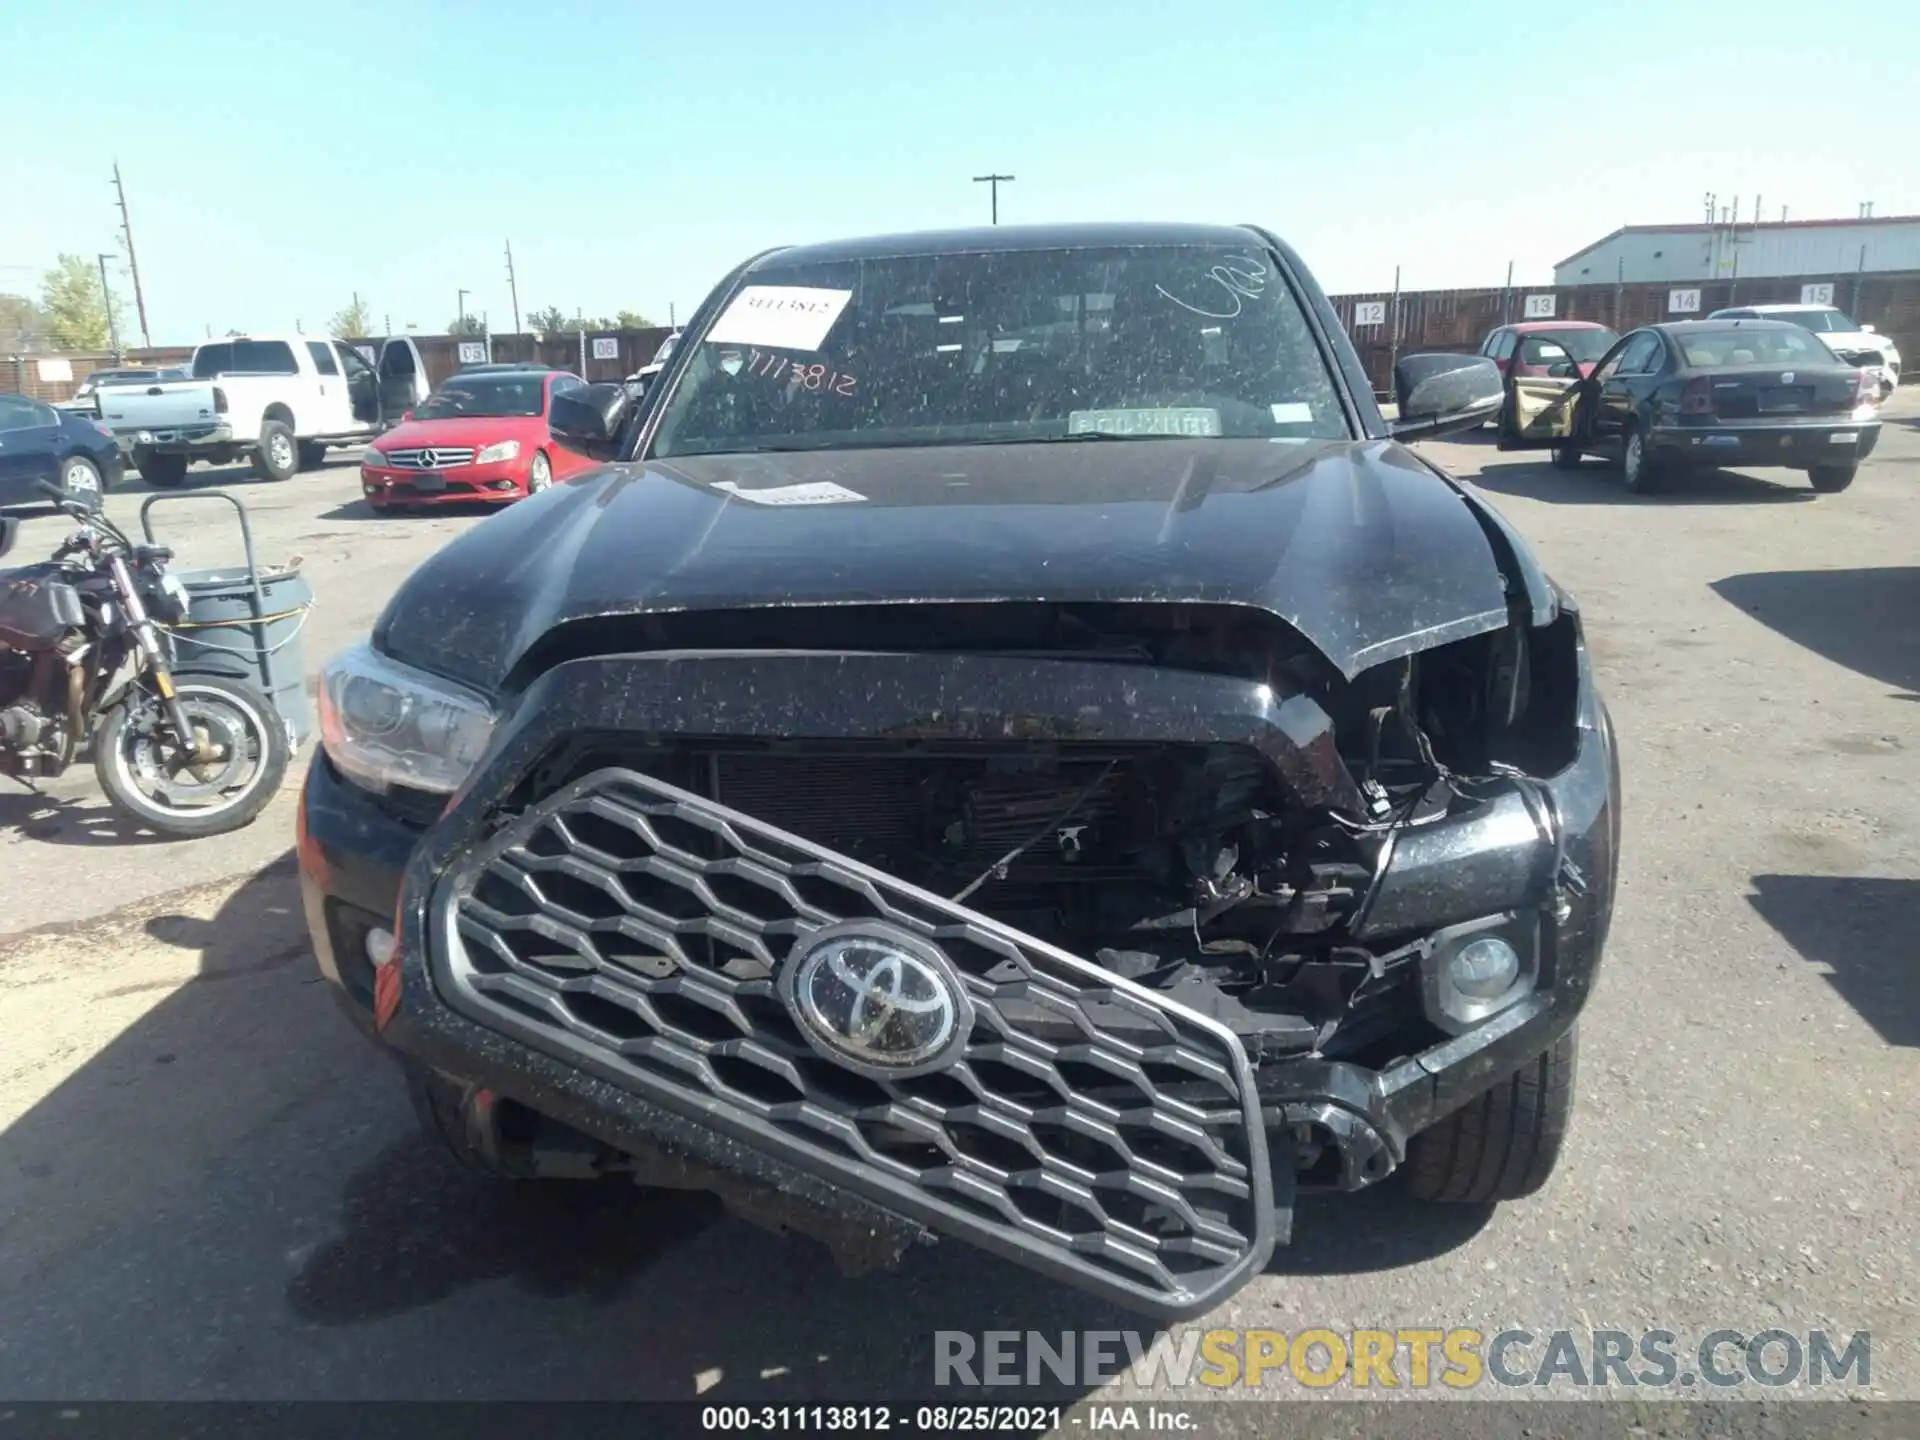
[
  {"xmin": 1448, "ymin": 936, "xmax": 1520, "ymax": 999},
  {"xmin": 365, "ymin": 926, "xmax": 397, "ymax": 969}
]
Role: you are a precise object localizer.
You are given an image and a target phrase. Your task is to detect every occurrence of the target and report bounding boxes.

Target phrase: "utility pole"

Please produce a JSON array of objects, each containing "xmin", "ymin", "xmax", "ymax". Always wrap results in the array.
[
  {"xmin": 456, "ymin": 288, "xmax": 469, "ymax": 336},
  {"xmin": 96, "ymin": 253, "xmax": 122, "ymax": 358},
  {"xmin": 112, "ymin": 162, "xmax": 151, "ymax": 348},
  {"xmin": 1501, "ymin": 260, "xmax": 1513, "ymax": 324},
  {"xmin": 503, "ymin": 239, "xmax": 522, "ymax": 338},
  {"xmin": 1614, "ymin": 254, "xmax": 1625, "ymax": 329},
  {"xmin": 972, "ymin": 173, "xmax": 1015, "ymax": 224}
]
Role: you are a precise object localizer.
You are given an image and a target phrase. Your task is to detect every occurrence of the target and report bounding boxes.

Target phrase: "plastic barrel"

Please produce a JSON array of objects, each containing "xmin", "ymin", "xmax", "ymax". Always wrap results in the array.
[{"xmin": 164, "ymin": 566, "xmax": 315, "ymax": 744}]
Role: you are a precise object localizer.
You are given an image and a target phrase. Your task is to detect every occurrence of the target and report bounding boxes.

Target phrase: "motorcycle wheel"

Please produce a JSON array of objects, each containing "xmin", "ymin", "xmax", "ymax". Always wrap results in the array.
[{"xmin": 94, "ymin": 673, "xmax": 291, "ymax": 839}]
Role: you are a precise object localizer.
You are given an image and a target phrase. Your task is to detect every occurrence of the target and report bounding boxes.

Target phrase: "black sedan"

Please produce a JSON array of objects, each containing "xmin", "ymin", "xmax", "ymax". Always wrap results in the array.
[
  {"xmin": 1520, "ymin": 319, "xmax": 1881, "ymax": 493},
  {"xmin": 0, "ymin": 392, "xmax": 123, "ymax": 512}
]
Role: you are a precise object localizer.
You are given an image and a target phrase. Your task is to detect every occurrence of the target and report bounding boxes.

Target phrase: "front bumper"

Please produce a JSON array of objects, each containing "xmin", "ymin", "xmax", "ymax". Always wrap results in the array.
[
  {"xmin": 299, "ymin": 650, "xmax": 1618, "ymax": 1320},
  {"xmin": 1652, "ymin": 418, "xmax": 1881, "ymax": 468},
  {"xmin": 361, "ymin": 459, "xmax": 529, "ymax": 505},
  {"xmin": 112, "ymin": 420, "xmax": 234, "ymax": 456}
]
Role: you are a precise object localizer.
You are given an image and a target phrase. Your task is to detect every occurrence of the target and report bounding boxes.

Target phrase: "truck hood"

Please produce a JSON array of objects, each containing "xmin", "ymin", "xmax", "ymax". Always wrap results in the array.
[
  {"xmin": 374, "ymin": 438, "xmax": 1534, "ymax": 692},
  {"xmin": 1816, "ymin": 330, "xmax": 1900, "ymax": 360}
]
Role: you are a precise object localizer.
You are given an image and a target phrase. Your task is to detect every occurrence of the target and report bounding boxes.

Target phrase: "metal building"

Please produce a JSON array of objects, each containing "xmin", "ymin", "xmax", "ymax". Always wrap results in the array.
[{"xmin": 1554, "ymin": 215, "xmax": 1920, "ymax": 287}]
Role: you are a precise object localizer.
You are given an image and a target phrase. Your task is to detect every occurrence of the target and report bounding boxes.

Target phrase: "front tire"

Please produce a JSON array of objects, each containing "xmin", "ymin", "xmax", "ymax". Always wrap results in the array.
[
  {"xmin": 1404, "ymin": 1026, "xmax": 1578, "ymax": 1203},
  {"xmin": 133, "ymin": 448, "xmax": 190, "ymax": 489},
  {"xmin": 60, "ymin": 455, "xmax": 104, "ymax": 508},
  {"xmin": 1809, "ymin": 463, "xmax": 1857, "ymax": 494},
  {"xmin": 251, "ymin": 420, "xmax": 299, "ymax": 482},
  {"xmin": 525, "ymin": 449, "xmax": 553, "ymax": 495},
  {"xmin": 93, "ymin": 673, "xmax": 291, "ymax": 839}
]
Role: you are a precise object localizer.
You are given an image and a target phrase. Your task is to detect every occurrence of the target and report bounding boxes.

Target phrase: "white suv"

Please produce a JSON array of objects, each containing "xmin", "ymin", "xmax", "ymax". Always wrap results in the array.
[{"xmin": 1710, "ymin": 304, "xmax": 1900, "ymax": 398}]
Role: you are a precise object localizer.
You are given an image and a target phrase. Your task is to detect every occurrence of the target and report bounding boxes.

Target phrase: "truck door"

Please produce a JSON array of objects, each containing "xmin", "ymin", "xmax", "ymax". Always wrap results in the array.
[
  {"xmin": 337, "ymin": 343, "xmax": 381, "ymax": 425},
  {"xmin": 373, "ymin": 338, "xmax": 430, "ymax": 427},
  {"xmin": 304, "ymin": 341, "xmax": 357, "ymax": 434}
]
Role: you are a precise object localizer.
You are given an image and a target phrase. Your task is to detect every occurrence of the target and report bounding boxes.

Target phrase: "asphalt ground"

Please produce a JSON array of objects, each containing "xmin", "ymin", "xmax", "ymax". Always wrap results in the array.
[{"xmin": 1, "ymin": 398, "xmax": 1916, "ymax": 1416}]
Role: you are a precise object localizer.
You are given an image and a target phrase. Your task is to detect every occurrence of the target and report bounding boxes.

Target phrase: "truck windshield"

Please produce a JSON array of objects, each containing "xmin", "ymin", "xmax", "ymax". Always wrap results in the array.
[
  {"xmin": 650, "ymin": 243, "xmax": 1349, "ymax": 457},
  {"xmin": 415, "ymin": 374, "xmax": 545, "ymax": 419},
  {"xmin": 1778, "ymin": 308, "xmax": 1859, "ymax": 334}
]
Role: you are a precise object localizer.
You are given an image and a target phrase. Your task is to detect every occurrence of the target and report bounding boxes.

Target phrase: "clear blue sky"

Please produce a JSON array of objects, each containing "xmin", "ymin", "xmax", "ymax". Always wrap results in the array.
[{"xmin": 3, "ymin": 0, "xmax": 1913, "ymax": 344}]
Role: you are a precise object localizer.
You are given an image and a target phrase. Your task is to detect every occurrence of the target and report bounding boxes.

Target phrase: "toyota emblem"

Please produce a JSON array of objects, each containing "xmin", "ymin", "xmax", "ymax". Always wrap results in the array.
[{"xmin": 780, "ymin": 923, "xmax": 970, "ymax": 1077}]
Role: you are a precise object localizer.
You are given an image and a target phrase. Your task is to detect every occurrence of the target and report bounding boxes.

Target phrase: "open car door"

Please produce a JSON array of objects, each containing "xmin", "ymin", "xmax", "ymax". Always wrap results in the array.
[
  {"xmin": 1498, "ymin": 376, "xmax": 1584, "ymax": 450},
  {"xmin": 373, "ymin": 337, "xmax": 431, "ymax": 428}
]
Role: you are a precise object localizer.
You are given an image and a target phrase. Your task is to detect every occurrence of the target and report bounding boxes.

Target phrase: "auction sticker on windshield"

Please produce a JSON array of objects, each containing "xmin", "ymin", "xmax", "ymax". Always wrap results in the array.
[
  {"xmin": 711, "ymin": 479, "xmax": 867, "ymax": 506},
  {"xmin": 706, "ymin": 286, "xmax": 854, "ymax": 351},
  {"xmin": 1068, "ymin": 408, "xmax": 1222, "ymax": 437}
]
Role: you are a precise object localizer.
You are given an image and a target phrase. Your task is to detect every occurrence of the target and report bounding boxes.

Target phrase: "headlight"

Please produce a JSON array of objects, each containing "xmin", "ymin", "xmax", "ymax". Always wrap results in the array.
[
  {"xmin": 317, "ymin": 643, "xmax": 496, "ymax": 795},
  {"xmin": 362, "ymin": 447, "xmax": 390, "ymax": 469},
  {"xmin": 476, "ymin": 439, "xmax": 520, "ymax": 464}
]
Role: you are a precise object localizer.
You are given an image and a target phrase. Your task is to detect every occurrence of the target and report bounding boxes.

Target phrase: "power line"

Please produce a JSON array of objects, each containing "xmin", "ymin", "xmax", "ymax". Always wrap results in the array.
[{"xmin": 112, "ymin": 161, "xmax": 151, "ymax": 347}]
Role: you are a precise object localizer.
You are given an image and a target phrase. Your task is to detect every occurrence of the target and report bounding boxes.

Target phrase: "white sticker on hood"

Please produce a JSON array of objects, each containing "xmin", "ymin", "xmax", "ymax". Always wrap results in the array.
[
  {"xmin": 705, "ymin": 286, "xmax": 854, "ymax": 352},
  {"xmin": 711, "ymin": 479, "xmax": 867, "ymax": 507}
]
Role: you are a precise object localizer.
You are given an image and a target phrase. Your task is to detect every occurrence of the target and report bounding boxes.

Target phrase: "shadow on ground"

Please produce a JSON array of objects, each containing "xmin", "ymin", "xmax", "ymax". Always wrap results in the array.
[
  {"xmin": 316, "ymin": 499, "xmax": 507, "ymax": 522},
  {"xmin": 0, "ymin": 785, "xmax": 172, "ymax": 847},
  {"xmin": 0, "ymin": 851, "xmax": 1476, "ymax": 1399},
  {"xmin": 1466, "ymin": 454, "xmax": 1818, "ymax": 507},
  {"xmin": 1711, "ymin": 567, "xmax": 1920, "ymax": 696},
  {"xmin": 1746, "ymin": 874, "xmax": 1920, "ymax": 1049}
]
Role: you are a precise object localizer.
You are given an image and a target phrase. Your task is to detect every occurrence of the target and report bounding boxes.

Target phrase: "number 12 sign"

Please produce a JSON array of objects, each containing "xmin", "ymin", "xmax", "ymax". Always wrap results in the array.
[{"xmin": 1352, "ymin": 301, "xmax": 1387, "ymax": 327}]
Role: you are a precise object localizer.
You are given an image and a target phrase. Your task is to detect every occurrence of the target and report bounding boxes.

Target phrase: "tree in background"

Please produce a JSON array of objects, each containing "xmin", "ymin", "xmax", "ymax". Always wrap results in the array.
[
  {"xmin": 0, "ymin": 293, "xmax": 49, "ymax": 352},
  {"xmin": 527, "ymin": 306, "xmax": 638, "ymax": 334},
  {"xmin": 39, "ymin": 254, "xmax": 123, "ymax": 350},
  {"xmin": 447, "ymin": 313, "xmax": 487, "ymax": 336},
  {"xmin": 330, "ymin": 296, "xmax": 373, "ymax": 338}
]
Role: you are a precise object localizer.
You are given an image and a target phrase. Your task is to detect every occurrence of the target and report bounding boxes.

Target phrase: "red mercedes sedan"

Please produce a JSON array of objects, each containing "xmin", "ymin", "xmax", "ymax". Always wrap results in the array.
[{"xmin": 360, "ymin": 365, "xmax": 597, "ymax": 511}]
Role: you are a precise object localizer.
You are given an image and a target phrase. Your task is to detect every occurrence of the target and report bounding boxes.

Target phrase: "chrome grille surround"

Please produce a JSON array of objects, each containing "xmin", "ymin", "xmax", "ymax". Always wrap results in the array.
[
  {"xmin": 381, "ymin": 446, "xmax": 477, "ymax": 469},
  {"xmin": 430, "ymin": 766, "xmax": 1274, "ymax": 1316}
]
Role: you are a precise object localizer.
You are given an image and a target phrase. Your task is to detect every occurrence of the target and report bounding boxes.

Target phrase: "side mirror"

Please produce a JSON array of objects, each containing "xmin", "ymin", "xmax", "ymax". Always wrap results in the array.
[
  {"xmin": 401, "ymin": 408, "xmax": 415, "ymax": 422},
  {"xmin": 1861, "ymin": 323, "xmax": 1877, "ymax": 334},
  {"xmin": 0, "ymin": 516, "xmax": 17, "ymax": 561},
  {"xmin": 1390, "ymin": 354, "xmax": 1505, "ymax": 441},
  {"xmin": 549, "ymin": 382, "xmax": 631, "ymax": 460}
]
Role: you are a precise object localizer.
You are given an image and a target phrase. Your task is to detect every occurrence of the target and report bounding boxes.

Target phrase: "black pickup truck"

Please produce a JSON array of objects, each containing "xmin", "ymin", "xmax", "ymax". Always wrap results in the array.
[{"xmin": 300, "ymin": 222, "xmax": 1620, "ymax": 1321}]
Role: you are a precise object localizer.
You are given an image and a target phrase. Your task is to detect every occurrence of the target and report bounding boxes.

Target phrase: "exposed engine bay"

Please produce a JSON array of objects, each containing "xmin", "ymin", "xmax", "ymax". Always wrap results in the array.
[{"xmin": 504, "ymin": 599, "xmax": 1587, "ymax": 1070}]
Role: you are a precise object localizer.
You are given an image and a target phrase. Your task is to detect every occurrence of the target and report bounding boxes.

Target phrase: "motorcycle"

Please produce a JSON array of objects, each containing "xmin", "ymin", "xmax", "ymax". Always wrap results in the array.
[{"xmin": 0, "ymin": 484, "xmax": 291, "ymax": 838}]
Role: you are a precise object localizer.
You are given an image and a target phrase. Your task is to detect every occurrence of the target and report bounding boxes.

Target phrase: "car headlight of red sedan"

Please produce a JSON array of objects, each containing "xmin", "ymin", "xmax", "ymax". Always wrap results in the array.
[{"xmin": 475, "ymin": 440, "xmax": 521, "ymax": 464}]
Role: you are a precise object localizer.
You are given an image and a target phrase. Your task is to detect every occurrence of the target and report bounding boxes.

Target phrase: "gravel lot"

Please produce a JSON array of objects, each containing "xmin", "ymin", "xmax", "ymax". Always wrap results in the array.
[{"xmin": 1, "ymin": 402, "xmax": 1916, "ymax": 1410}]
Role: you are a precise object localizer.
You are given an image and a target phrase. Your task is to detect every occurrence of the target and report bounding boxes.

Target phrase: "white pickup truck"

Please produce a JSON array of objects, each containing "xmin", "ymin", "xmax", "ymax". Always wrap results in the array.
[{"xmin": 99, "ymin": 334, "xmax": 431, "ymax": 487}]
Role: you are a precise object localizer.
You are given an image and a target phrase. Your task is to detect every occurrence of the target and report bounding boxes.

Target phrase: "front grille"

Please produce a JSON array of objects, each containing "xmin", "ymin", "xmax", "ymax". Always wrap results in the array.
[
  {"xmin": 382, "ymin": 447, "xmax": 477, "ymax": 469},
  {"xmin": 432, "ymin": 767, "xmax": 1272, "ymax": 1314}
]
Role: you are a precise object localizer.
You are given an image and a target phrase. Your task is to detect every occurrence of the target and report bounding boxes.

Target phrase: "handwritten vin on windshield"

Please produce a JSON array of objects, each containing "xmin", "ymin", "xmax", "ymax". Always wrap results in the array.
[{"xmin": 1156, "ymin": 255, "xmax": 1270, "ymax": 319}]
